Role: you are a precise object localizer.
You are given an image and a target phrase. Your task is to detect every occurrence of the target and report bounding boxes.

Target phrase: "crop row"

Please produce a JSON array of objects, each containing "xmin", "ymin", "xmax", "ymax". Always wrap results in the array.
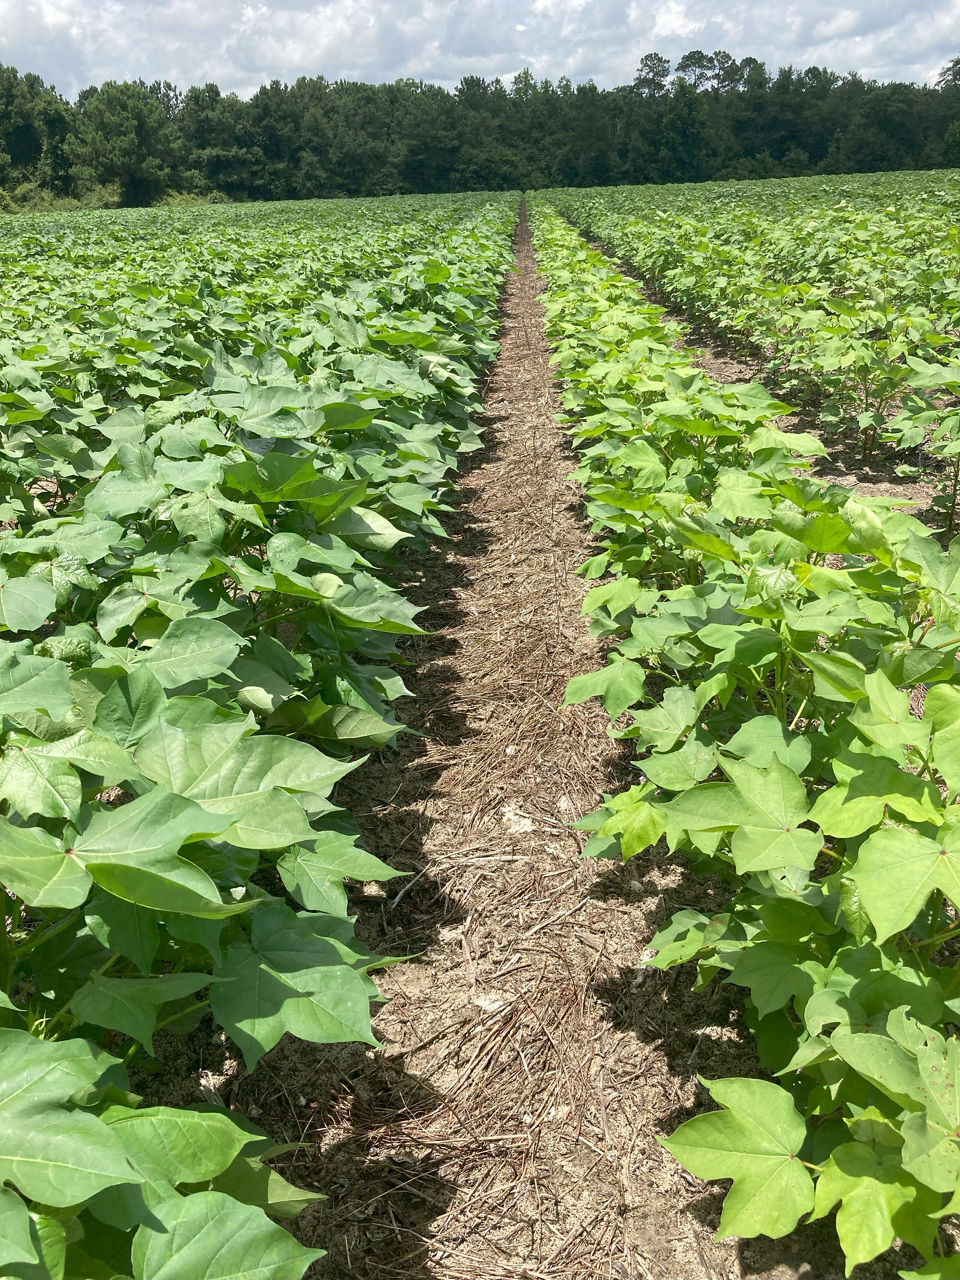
[
  {"xmin": 0, "ymin": 192, "xmax": 518, "ymax": 1278},
  {"xmin": 530, "ymin": 193, "xmax": 960, "ymax": 1278},
  {"xmin": 549, "ymin": 172, "xmax": 960, "ymax": 526}
]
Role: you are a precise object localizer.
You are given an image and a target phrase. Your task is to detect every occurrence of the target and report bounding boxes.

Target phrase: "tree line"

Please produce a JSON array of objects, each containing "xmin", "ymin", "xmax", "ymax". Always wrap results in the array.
[{"xmin": 4, "ymin": 50, "xmax": 960, "ymax": 209}]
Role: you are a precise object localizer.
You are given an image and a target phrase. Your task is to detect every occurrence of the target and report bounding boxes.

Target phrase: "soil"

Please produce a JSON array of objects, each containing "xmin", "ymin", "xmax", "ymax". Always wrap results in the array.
[{"xmin": 139, "ymin": 209, "xmax": 925, "ymax": 1278}]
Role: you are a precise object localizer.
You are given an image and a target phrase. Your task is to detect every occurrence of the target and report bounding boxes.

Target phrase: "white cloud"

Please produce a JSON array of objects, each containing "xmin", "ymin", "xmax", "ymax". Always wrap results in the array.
[
  {"xmin": 812, "ymin": 9, "xmax": 860, "ymax": 40},
  {"xmin": 650, "ymin": 2, "xmax": 703, "ymax": 41},
  {"xmin": 0, "ymin": 0, "xmax": 957, "ymax": 100}
]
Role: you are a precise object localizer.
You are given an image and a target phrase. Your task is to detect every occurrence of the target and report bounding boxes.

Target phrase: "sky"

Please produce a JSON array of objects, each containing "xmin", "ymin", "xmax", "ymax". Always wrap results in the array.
[{"xmin": 1, "ymin": 0, "xmax": 958, "ymax": 101}]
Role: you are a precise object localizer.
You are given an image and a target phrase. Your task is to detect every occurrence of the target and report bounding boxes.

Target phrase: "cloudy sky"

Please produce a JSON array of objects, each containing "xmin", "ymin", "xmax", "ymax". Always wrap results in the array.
[{"xmin": 2, "ymin": 0, "xmax": 958, "ymax": 101}]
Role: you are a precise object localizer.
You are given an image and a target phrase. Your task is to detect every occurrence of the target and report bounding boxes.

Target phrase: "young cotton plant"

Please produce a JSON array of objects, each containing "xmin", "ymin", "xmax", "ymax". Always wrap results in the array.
[
  {"xmin": 531, "ymin": 198, "xmax": 960, "ymax": 1278},
  {"xmin": 0, "ymin": 191, "xmax": 519, "ymax": 1278},
  {"xmin": 550, "ymin": 171, "xmax": 960, "ymax": 460}
]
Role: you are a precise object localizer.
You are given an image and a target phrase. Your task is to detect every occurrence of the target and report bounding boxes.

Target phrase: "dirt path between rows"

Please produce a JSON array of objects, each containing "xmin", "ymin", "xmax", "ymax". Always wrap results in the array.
[
  {"xmin": 216, "ymin": 208, "xmax": 896, "ymax": 1280},
  {"xmin": 282, "ymin": 206, "xmax": 740, "ymax": 1279}
]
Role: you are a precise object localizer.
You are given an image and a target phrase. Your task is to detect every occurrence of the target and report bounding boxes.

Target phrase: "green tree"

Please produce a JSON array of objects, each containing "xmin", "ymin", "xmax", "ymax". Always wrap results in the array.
[
  {"xmin": 247, "ymin": 79, "xmax": 301, "ymax": 198},
  {"xmin": 633, "ymin": 53, "xmax": 671, "ymax": 98},
  {"xmin": 65, "ymin": 80, "xmax": 175, "ymax": 205},
  {"xmin": 179, "ymin": 83, "xmax": 259, "ymax": 199},
  {"xmin": 0, "ymin": 65, "xmax": 72, "ymax": 191},
  {"xmin": 291, "ymin": 76, "xmax": 332, "ymax": 198},
  {"xmin": 5, "ymin": 45, "xmax": 960, "ymax": 206},
  {"xmin": 675, "ymin": 50, "xmax": 716, "ymax": 91},
  {"xmin": 659, "ymin": 78, "xmax": 713, "ymax": 180},
  {"xmin": 395, "ymin": 81, "xmax": 460, "ymax": 193}
]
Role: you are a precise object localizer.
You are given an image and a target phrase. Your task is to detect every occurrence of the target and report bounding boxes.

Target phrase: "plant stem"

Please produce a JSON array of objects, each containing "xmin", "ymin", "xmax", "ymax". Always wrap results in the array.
[{"xmin": 16, "ymin": 910, "xmax": 81, "ymax": 957}]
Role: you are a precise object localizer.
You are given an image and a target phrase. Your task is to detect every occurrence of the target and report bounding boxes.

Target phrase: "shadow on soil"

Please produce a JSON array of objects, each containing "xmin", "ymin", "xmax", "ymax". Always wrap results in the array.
[
  {"xmin": 254, "ymin": 1047, "xmax": 459, "ymax": 1280},
  {"xmin": 336, "ymin": 413, "xmax": 505, "ymax": 957},
  {"xmin": 252, "ymin": 413, "xmax": 507, "ymax": 1279},
  {"xmin": 587, "ymin": 852, "xmax": 928, "ymax": 1280}
]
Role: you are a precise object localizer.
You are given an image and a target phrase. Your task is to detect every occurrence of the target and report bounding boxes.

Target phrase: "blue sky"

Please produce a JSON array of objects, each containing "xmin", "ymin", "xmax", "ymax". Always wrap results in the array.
[{"xmin": 1, "ymin": 0, "xmax": 958, "ymax": 100}]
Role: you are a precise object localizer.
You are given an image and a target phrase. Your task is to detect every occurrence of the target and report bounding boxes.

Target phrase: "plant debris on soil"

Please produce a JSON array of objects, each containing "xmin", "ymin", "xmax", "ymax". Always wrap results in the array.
[{"xmin": 139, "ymin": 209, "xmax": 922, "ymax": 1279}]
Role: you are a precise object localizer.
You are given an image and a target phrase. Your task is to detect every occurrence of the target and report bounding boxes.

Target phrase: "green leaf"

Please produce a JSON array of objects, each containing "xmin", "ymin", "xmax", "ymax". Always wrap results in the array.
[
  {"xmin": 646, "ymin": 908, "xmax": 727, "ymax": 969},
  {"xmin": 799, "ymin": 649, "xmax": 868, "ymax": 703},
  {"xmin": 724, "ymin": 716, "xmax": 811, "ymax": 773},
  {"xmin": 581, "ymin": 576, "xmax": 657, "ymax": 622},
  {"xmin": 317, "ymin": 402, "xmax": 378, "ymax": 431},
  {"xmin": 167, "ymin": 491, "xmax": 226, "ymax": 542},
  {"xmin": 84, "ymin": 472, "xmax": 165, "ymax": 519},
  {"xmin": 0, "ymin": 574, "xmax": 56, "ymax": 634},
  {"xmin": 597, "ymin": 786, "xmax": 665, "ymax": 857},
  {"xmin": 850, "ymin": 671, "xmax": 929, "ymax": 751},
  {"xmin": 304, "ymin": 703, "xmax": 400, "ymax": 749},
  {"xmin": 0, "ymin": 1188, "xmax": 38, "ymax": 1270},
  {"xmin": 103, "ymin": 1106, "xmax": 255, "ymax": 1186},
  {"xmin": 903, "ymin": 532, "xmax": 960, "ymax": 625},
  {"xmin": 803, "ymin": 955, "xmax": 942, "ymax": 1038},
  {"xmin": 0, "ymin": 733, "xmax": 82, "ymax": 820},
  {"xmin": 211, "ymin": 904, "xmax": 378, "ymax": 1069},
  {"xmin": 925, "ymin": 683, "xmax": 960, "ymax": 792},
  {"xmin": 131, "ymin": 1192, "xmax": 323, "ymax": 1280},
  {"xmin": 0, "ymin": 651, "xmax": 71, "ymax": 720},
  {"xmin": 810, "ymin": 1141, "xmax": 939, "ymax": 1274},
  {"xmin": 325, "ymin": 504, "xmax": 408, "ymax": 552},
  {"xmin": 85, "ymin": 891, "xmax": 160, "ymax": 974},
  {"xmin": 661, "ymin": 1077, "xmax": 814, "ymax": 1239},
  {"xmin": 660, "ymin": 781, "xmax": 744, "ymax": 835},
  {"xmin": 563, "ymin": 658, "xmax": 646, "ymax": 720},
  {"xmin": 0, "ymin": 1030, "xmax": 138, "ymax": 1206},
  {"xmin": 901, "ymin": 1023, "xmax": 960, "ymax": 1193},
  {"xmin": 20, "ymin": 729, "xmax": 139, "ymax": 786},
  {"xmin": 231, "ymin": 667, "xmax": 297, "ymax": 717},
  {"xmin": 94, "ymin": 667, "xmax": 167, "ymax": 748},
  {"xmin": 629, "ymin": 686, "xmax": 697, "ymax": 752},
  {"xmin": 830, "ymin": 1030, "xmax": 924, "ymax": 1109},
  {"xmin": 614, "ymin": 437, "xmax": 667, "ymax": 488},
  {"xmin": 697, "ymin": 623, "xmax": 780, "ymax": 669},
  {"xmin": 726, "ymin": 942, "xmax": 819, "ymax": 1019},
  {"xmin": 900, "ymin": 1262, "xmax": 960, "ymax": 1279},
  {"xmin": 210, "ymin": 1154, "xmax": 322, "ymax": 1219},
  {"xmin": 71, "ymin": 973, "xmax": 210, "ymax": 1051},
  {"xmin": 712, "ymin": 468, "xmax": 772, "ymax": 521},
  {"xmin": 17, "ymin": 1213, "xmax": 67, "ymax": 1280},
  {"xmin": 809, "ymin": 752, "xmax": 941, "ymax": 838},
  {"xmin": 134, "ymin": 723, "xmax": 331, "ymax": 849},
  {"xmin": 722, "ymin": 758, "xmax": 822, "ymax": 873},
  {"xmin": 0, "ymin": 814, "xmax": 91, "ymax": 908},
  {"xmin": 643, "ymin": 729, "xmax": 717, "ymax": 792},
  {"xmin": 849, "ymin": 820, "xmax": 960, "ymax": 943},
  {"xmin": 226, "ymin": 454, "xmax": 365, "ymax": 522},
  {"xmin": 138, "ymin": 619, "xmax": 244, "ymax": 690},
  {"xmin": 71, "ymin": 788, "xmax": 244, "ymax": 916},
  {"xmin": 278, "ymin": 834, "xmax": 398, "ymax": 915}
]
